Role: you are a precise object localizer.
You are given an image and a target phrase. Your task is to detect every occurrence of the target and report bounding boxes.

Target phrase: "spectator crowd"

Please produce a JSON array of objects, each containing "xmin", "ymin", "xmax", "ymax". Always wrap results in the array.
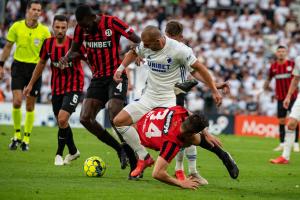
[{"xmin": 1, "ymin": 0, "xmax": 300, "ymax": 116}]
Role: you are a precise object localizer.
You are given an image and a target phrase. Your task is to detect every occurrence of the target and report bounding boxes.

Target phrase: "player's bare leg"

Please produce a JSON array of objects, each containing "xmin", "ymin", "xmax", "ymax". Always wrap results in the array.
[{"xmin": 80, "ymin": 98, "xmax": 127, "ymax": 169}]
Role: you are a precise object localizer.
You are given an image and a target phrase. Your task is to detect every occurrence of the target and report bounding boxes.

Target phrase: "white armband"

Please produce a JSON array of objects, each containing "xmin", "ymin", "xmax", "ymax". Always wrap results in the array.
[{"xmin": 117, "ymin": 64, "xmax": 125, "ymax": 72}]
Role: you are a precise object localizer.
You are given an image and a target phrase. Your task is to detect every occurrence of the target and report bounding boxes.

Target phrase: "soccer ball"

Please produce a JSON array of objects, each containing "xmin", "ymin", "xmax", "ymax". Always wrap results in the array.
[{"xmin": 83, "ymin": 156, "xmax": 106, "ymax": 177}]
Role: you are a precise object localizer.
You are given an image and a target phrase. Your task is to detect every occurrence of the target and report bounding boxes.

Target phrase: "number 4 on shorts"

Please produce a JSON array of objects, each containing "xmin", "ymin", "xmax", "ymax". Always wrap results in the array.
[{"xmin": 116, "ymin": 83, "xmax": 122, "ymax": 92}]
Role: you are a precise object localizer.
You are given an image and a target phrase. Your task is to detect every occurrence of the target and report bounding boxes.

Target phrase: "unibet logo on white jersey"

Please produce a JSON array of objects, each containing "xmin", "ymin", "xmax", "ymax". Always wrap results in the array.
[{"xmin": 136, "ymin": 37, "xmax": 197, "ymax": 100}]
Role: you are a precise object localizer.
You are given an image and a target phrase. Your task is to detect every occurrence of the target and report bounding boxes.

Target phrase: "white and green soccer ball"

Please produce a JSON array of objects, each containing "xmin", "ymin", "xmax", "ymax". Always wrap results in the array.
[{"xmin": 83, "ymin": 156, "xmax": 106, "ymax": 177}]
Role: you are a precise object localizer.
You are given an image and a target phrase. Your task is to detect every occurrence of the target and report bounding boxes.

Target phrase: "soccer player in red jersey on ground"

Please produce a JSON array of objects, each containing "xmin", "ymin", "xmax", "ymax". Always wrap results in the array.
[
  {"xmin": 24, "ymin": 15, "xmax": 84, "ymax": 165},
  {"xmin": 130, "ymin": 106, "xmax": 238, "ymax": 189},
  {"xmin": 59, "ymin": 5, "xmax": 141, "ymax": 172},
  {"xmin": 264, "ymin": 46, "xmax": 299, "ymax": 152}
]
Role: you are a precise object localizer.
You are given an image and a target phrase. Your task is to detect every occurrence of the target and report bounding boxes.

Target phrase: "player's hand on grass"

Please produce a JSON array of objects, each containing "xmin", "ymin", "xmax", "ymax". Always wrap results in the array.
[
  {"xmin": 212, "ymin": 90, "xmax": 222, "ymax": 107},
  {"xmin": 283, "ymin": 97, "xmax": 291, "ymax": 109},
  {"xmin": 0, "ymin": 67, "xmax": 4, "ymax": 80},
  {"xmin": 23, "ymin": 85, "xmax": 33, "ymax": 97},
  {"xmin": 179, "ymin": 176, "xmax": 201, "ymax": 190}
]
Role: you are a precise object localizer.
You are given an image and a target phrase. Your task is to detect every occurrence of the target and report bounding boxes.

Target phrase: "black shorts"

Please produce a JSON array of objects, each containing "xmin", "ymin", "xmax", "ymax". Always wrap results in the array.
[
  {"xmin": 277, "ymin": 99, "xmax": 296, "ymax": 118},
  {"xmin": 85, "ymin": 74, "xmax": 127, "ymax": 104},
  {"xmin": 52, "ymin": 92, "xmax": 83, "ymax": 116},
  {"xmin": 11, "ymin": 60, "xmax": 42, "ymax": 97}
]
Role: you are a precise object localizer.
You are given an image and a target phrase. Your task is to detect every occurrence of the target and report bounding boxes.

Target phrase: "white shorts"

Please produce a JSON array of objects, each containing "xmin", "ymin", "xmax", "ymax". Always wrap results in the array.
[
  {"xmin": 289, "ymin": 93, "xmax": 300, "ymax": 120},
  {"xmin": 124, "ymin": 94, "xmax": 176, "ymax": 123}
]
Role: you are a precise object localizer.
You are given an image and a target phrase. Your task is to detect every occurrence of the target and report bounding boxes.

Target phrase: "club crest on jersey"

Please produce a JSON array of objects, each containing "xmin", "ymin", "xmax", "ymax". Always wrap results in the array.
[
  {"xmin": 287, "ymin": 66, "xmax": 292, "ymax": 71},
  {"xmin": 105, "ymin": 29, "xmax": 112, "ymax": 36},
  {"xmin": 167, "ymin": 56, "xmax": 172, "ymax": 64},
  {"xmin": 34, "ymin": 38, "xmax": 40, "ymax": 46}
]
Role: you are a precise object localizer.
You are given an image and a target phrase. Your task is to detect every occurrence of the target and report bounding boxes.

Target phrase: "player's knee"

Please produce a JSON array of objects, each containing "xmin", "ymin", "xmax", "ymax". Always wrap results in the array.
[
  {"xmin": 113, "ymin": 114, "xmax": 123, "ymax": 126},
  {"xmin": 58, "ymin": 116, "xmax": 68, "ymax": 128},
  {"xmin": 287, "ymin": 120, "xmax": 298, "ymax": 130},
  {"xmin": 113, "ymin": 112, "xmax": 133, "ymax": 127},
  {"xmin": 13, "ymin": 99, "xmax": 22, "ymax": 108}
]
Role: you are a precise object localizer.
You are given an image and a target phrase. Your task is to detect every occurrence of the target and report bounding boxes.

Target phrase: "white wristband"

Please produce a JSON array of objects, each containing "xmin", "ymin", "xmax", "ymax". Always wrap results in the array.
[{"xmin": 117, "ymin": 64, "xmax": 125, "ymax": 72}]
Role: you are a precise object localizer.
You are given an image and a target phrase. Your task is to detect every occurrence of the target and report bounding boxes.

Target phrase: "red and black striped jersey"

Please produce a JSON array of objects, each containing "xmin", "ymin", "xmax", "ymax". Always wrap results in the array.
[
  {"xmin": 73, "ymin": 14, "xmax": 133, "ymax": 78},
  {"xmin": 39, "ymin": 36, "xmax": 84, "ymax": 95},
  {"xmin": 269, "ymin": 59, "xmax": 298, "ymax": 100},
  {"xmin": 136, "ymin": 106, "xmax": 189, "ymax": 163}
]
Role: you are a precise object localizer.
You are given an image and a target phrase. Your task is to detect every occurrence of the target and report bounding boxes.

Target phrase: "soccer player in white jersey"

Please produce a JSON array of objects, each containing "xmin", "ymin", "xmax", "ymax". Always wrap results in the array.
[
  {"xmin": 113, "ymin": 25, "xmax": 222, "ymax": 178},
  {"xmin": 270, "ymin": 55, "xmax": 300, "ymax": 164},
  {"xmin": 165, "ymin": 20, "xmax": 229, "ymax": 183}
]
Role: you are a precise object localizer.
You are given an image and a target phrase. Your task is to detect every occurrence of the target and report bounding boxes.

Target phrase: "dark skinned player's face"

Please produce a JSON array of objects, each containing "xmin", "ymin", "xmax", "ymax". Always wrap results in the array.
[{"xmin": 78, "ymin": 15, "xmax": 97, "ymax": 33}]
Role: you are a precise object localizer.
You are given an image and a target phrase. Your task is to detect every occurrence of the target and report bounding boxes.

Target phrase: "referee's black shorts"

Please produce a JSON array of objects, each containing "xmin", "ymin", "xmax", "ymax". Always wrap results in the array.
[
  {"xmin": 11, "ymin": 60, "xmax": 41, "ymax": 97},
  {"xmin": 277, "ymin": 99, "xmax": 296, "ymax": 118}
]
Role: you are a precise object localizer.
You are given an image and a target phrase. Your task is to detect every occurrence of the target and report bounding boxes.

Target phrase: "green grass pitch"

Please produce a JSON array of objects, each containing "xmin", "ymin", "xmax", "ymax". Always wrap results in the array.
[{"xmin": 0, "ymin": 125, "xmax": 299, "ymax": 200}]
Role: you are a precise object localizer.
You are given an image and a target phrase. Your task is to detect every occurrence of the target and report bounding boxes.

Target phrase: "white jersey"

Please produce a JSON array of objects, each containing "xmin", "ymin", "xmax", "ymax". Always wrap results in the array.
[{"xmin": 136, "ymin": 36, "xmax": 197, "ymax": 100}]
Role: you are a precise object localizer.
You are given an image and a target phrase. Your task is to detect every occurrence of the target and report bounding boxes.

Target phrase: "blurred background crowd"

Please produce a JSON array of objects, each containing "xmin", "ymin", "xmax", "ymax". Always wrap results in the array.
[{"xmin": 1, "ymin": 0, "xmax": 300, "ymax": 116}]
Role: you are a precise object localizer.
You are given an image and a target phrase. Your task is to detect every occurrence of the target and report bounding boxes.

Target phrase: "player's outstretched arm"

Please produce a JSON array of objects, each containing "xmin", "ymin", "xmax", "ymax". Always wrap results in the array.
[
  {"xmin": 191, "ymin": 60, "xmax": 222, "ymax": 106},
  {"xmin": 23, "ymin": 59, "xmax": 47, "ymax": 96},
  {"xmin": 128, "ymin": 32, "xmax": 141, "ymax": 44},
  {"xmin": 191, "ymin": 71, "xmax": 230, "ymax": 95},
  {"xmin": 114, "ymin": 50, "xmax": 138, "ymax": 83},
  {"xmin": 152, "ymin": 156, "xmax": 201, "ymax": 190}
]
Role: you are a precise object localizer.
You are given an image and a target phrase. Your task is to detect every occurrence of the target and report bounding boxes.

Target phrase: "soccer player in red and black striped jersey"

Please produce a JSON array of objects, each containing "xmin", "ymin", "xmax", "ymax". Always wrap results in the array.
[
  {"xmin": 24, "ymin": 15, "xmax": 85, "ymax": 165},
  {"xmin": 264, "ymin": 46, "xmax": 299, "ymax": 152},
  {"xmin": 129, "ymin": 106, "xmax": 238, "ymax": 189},
  {"xmin": 59, "ymin": 5, "xmax": 141, "ymax": 171}
]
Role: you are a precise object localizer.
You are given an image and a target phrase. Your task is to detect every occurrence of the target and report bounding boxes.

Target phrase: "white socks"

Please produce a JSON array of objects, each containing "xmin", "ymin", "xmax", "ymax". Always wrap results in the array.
[
  {"xmin": 282, "ymin": 128, "xmax": 296, "ymax": 160},
  {"xmin": 175, "ymin": 148, "xmax": 185, "ymax": 171},
  {"xmin": 175, "ymin": 145, "xmax": 198, "ymax": 174},
  {"xmin": 116, "ymin": 126, "xmax": 148, "ymax": 160},
  {"xmin": 185, "ymin": 145, "xmax": 197, "ymax": 174}
]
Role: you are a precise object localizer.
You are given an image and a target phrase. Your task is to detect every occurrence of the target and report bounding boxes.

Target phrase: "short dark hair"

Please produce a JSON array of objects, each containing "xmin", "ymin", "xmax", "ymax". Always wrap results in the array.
[
  {"xmin": 182, "ymin": 114, "xmax": 209, "ymax": 134},
  {"xmin": 277, "ymin": 45, "xmax": 287, "ymax": 50},
  {"xmin": 53, "ymin": 15, "xmax": 68, "ymax": 24},
  {"xmin": 165, "ymin": 21, "xmax": 183, "ymax": 37},
  {"xmin": 27, "ymin": 0, "xmax": 42, "ymax": 9},
  {"xmin": 75, "ymin": 4, "xmax": 95, "ymax": 21}
]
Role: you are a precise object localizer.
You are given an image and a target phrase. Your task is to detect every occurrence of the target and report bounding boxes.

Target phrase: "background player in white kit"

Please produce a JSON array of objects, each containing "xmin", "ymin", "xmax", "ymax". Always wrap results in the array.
[
  {"xmin": 113, "ymin": 25, "xmax": 222, "ymax": 178},
  {"xmin": 270, "ymin": 55, "xmax": 300, "ymax": 164}
]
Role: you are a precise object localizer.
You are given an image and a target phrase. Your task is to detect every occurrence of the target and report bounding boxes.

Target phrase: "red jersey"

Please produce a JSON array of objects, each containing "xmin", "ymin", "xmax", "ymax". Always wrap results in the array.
[
  {"xmin": 39, "ymin": 36, "xmax": 85, "ymax": 96},
  {"xmin": 269, "ymin": 59, "xmax": 298, "ymax": 100},
  {"xmin": 73, "ymin": 14, "xmax": 133, "ymax": 78},
  {"xmin": 136, "ymin": 106, "xmax": 189, "ymax": 163}
]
